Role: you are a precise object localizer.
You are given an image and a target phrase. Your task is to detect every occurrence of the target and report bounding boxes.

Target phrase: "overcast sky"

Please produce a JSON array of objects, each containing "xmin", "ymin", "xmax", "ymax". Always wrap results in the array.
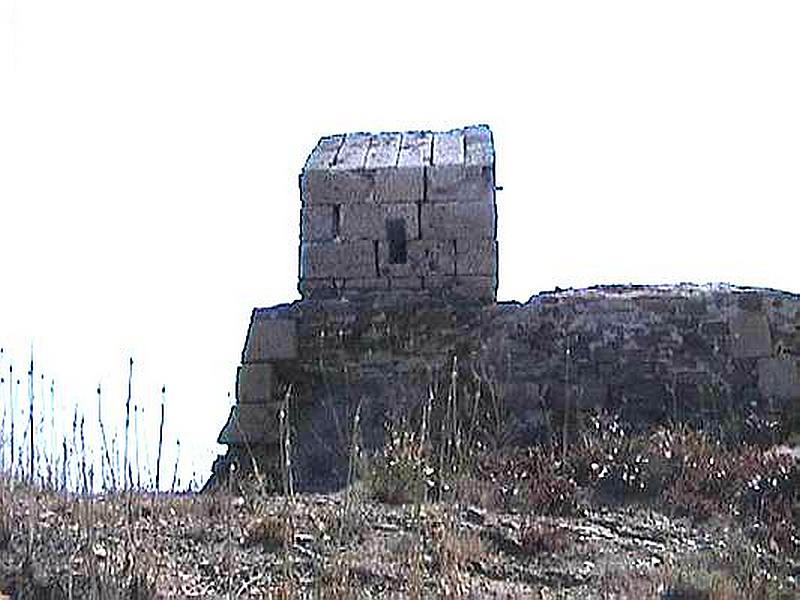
[{"xmin": 1, "ymin": 1, "xmax": 798, "ymax": 487}]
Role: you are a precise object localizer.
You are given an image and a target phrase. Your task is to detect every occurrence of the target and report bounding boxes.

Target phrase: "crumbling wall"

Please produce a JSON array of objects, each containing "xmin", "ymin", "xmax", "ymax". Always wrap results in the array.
[
  {"xmin": 298, "ymin": 126, "xmax": 497, "ymax": 300},
  {"xmin": 212, "ymin": 125, "xmax": 800, "ymax": 490},
  {"xmin": 216, "ymin": 284, "xmax": 800, "ymax": 490}
]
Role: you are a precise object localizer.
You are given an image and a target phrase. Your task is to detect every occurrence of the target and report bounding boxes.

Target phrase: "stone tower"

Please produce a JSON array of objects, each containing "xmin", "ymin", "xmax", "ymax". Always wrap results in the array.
[
  {"xmin": 212, "ymin": 125, "xmax": 800, "ymax": 492},
  {"xmin": 298, "ymin": 125, "xmax": 497, "ymax": 301}
]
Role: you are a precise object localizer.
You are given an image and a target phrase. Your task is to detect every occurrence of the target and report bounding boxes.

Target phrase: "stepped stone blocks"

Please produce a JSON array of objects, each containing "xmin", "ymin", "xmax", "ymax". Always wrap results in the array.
[
  {"xmin": 211, "ymin": 125, "xmax": 800, "ymax": 491},
  {"xmin": 242, "ymin": 317, "xmax": 297, "ymax": 362},
  {"xmin": 218, "ymin": 315, "xmax": 298, "ymax": 446},
  {"xmin": 298, "ymin": 125, "xmax": 497, "ymax": 300}
]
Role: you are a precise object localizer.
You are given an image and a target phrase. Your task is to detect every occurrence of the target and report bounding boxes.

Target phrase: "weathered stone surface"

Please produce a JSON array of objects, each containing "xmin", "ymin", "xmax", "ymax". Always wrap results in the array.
[
  {"xmin": 334, "ymin": 132, "xmax": 372, "ymax": 169},
  {"xmin": 301, "ymin": 168, "xmax": 375, "ymax": 204},
  {"xmin": 302, "ymin": 134, "xmax": 344, "ymax": 172},
  {"xmin": 243, "ymin": 318, "xmax": 298, "ymax": 362},
  {"xmin": 298, "ymin": 277, "xmax": 337, "ymax": 300},
  {"xmin": 346, "ymin": 277, "xmax": 390, "ymax": 292},
  {"xmin": 424, "ymin": 275, "xmax": 456, "ymax": 290},
  {"xmin": 427, "ymin": 128, "xmax": 494, "ymax": 202},
  {"xmin": 298, "ymin": 126, "xmax": 496, "ymax": 301},
  {"xmin": 215, "ymin": 127, "xmax": 800, "ymax": 494},
  {"xmin": 301, "ymin": 241, "xmax": 377, "ymax": 279},
  {"xmin": 372, "ymin": 131, "xmax": 431, "ymax": 203},
  {"xmin": 456, "ymin": 240, "xmax": 498, "ymax": 277},
  {"xmin": 421, "ymin": 201, "xmax": 495, "ymax": 240},
  {"xmin": 217, "ymin": 403, "xmax": 281, "ymax": 445},
  {"xmin": 236, "ymin": 363, "xmax": 274, "ymax": 404},
  {"xmin": 758, "ymin": 357, "xmax": 800, "ymax": 400},
  {"xmin": 301, "ymin": 206, "xmax": 335, "ymax": 242},
  {"xmin": 420, "ymin": 274, "xmax": 497, "ymax": 299},
  {"xmin": 465, "ymin": 125, "xmax": 493, "ymax": 166},
  {"xmin": 365, "ymin": 132, "xmax": 402, "ymax": 169},
  {"xmin": 218, "ymin": 283, "xmax": 800, "ymax": 491},
  {"xmin": 378, "ymin": 239, "xmax": 455, "ymax": 278},
  {"xmin": 340, "ymin": 203, "xmax": 418, "ymax": 241},
  {"xmin": 454, "ymin": 276, "xmax": 496, "ymax": 300},
  {"xmin": 302, "ymin": 131, "xmax": 431, "ymax": 204},
  {"xmin": 300, "ymin": 133, "xmax": 373, "ymax": 204},
  {"xmin": 730, "ymin": 311, "xmax": 772, "ymax": 358},
  {"xmin": 389, "ymin": 276, "xmax": 423, "ymax": 291}
]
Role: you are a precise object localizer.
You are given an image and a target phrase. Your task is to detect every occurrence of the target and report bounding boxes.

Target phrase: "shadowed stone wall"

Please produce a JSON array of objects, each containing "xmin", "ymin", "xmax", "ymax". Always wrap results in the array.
[
  {"xmin": 212, "ymin": 126, "xmax": 800, "ymax": 490},
  {"xmin": 216, "ymin": 284, "xmax": 800, "ymax": 490}
]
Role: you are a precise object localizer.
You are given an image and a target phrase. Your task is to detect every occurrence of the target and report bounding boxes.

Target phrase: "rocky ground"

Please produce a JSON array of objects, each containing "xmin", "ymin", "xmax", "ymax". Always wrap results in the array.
[{"xmin": 0, "ymin": 479, "xmax": 798, "ymax": 599}]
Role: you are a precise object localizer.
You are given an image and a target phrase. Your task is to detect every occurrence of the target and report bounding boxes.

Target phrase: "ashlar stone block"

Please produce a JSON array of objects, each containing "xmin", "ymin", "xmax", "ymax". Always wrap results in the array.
[
  {"xmin": 454, "ymin": 276, "xmax": 496, "ymax": 301},
  {"xmin": 301, "ymin": 240, "xmax": 377, "ymax": 279},
  {"xmin": 378, "ymin": 239, "xmax": 455, "ymax": 278},
  {"xmin": 301, "ymin": 133, "xmax": 374, "ymax": 203},
  {"xmin": 456, "ymin": 239, "xmax": 497, "ymax": 277},
  {"xmin": 243, "ymin": 318, "xmax": 298, "ymax": 362},
  {"xmin": 217, "ymin": 402, "xmax": 281, "ymax": 445},
  {"xmin": 298, "ymin": 277, "xmax": 337, "ymax": 300},
  {"xmin": 757, "ymin": 357, "xmax": 800, "ymax": 400},
  {"xmin": 345, "ymin": 277, "xmax": 390, "ymax": 292},
  {"xmin": 389, "ymin": 276, "xmax": 423, "ymax": 291},
  {"xmin": 729, "ymin": 311, "xmax": 772, "ymax": 358},
  {"xmin": 236, "ymin": 363, "xmax": 274, "ymax": 404},
  {"xmin": 374, "ymin": 131, "xmax": 432, "ymax": 203},
  {"xmin": 421, "ymin": 201, "xmax": 495, "ymax": 240},
  {"xmin": 302, "ymin": 131, "xmax": 432, "ymax": 204},
  {"xmin": 427, "ymin": 128, "xmax": 494, "ymax": 202},
  {"xmin": 423, "ymin": 274, "xmax": 495, "ymax": 300},
  {"xmin": 301, "ymin": 206, "xmax": 335, "ymax": 242},
  {"xmin": 340, "ymin": 203, "xmax": 418, "ymax": 241}
]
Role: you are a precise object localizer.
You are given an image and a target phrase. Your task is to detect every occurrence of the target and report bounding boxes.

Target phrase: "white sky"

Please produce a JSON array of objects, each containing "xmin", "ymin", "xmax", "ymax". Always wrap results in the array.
[{"xmin": 0, "ymin": 1, "xmax": 798, "ymax": 487}]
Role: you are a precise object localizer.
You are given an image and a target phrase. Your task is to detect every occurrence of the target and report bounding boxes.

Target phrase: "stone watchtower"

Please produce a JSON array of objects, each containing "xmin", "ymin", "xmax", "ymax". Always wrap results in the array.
[
  {"xmin": 214, "ymin": 125, "xmax": 499, "ymax": 486},
  {"xmin": 213, "ymin": 125, "xmax": 800, "ymax": 491},
  {"xmin": 298, "ymin": 126, "xmax": 497, "ymax": 301}
]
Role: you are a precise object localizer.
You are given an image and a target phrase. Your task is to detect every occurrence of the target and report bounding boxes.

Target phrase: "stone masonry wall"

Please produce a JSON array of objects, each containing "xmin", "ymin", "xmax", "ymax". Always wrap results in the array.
[
  {"xmin": 212, "ymin": 126, "xmax": 800, "ymax": 491},
  {"xmin": 298, "ymin": 126, "xmax": 497, "ymax": 301},
  {"xmin": 217, "ymin": 284, "xmax": 800, "ymax": 490}
]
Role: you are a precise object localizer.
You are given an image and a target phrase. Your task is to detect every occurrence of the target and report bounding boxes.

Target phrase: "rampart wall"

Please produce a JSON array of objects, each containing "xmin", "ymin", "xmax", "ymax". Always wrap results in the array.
[{"xmin": 216, "ymin": 285, "xmax": 800, "ymax": 489}]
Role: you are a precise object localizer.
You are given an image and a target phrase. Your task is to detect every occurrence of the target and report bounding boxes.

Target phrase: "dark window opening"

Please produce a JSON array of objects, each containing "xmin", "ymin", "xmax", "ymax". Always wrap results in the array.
[
  {"xmin": 386, "ymin": 218, "xmax": 407, "ymax": 264},
  {"xmin": 332, "ymin": 204, "xmax": 341, "ymax": 238}
]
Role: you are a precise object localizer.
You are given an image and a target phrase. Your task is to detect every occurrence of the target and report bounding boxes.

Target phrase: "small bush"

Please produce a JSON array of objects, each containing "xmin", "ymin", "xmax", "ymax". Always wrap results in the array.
[
  {"xmin": 569, "ymin": 414, "xmax": 675, "ymax": 502},
  {"xmin": 519, "ymin": 521, "xmax": 569, "ymax": 555},
  {"xmin": 244, "ymin": 513, "xmax": 293, "ymax": 552},
  {"xmin": 475, "ymin": 447, "xmax": 578, "ymax": 516},
  {"xmin": 369, "ymin": 425, "xmax": 432, "ymax": 505}
]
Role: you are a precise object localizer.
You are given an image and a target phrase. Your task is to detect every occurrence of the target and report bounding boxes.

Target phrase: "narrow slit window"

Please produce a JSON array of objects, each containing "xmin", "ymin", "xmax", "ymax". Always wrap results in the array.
[
  {"xmin": 386, "ymin": 218, "xmax": 407, "ymax": 264},
  {"xmin": 332, "ymin": 204, "xmax": 341, "ymax": 238}
]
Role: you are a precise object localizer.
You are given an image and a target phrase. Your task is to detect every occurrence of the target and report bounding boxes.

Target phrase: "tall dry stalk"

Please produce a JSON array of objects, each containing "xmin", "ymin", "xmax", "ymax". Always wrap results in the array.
[
  {"xmin": 134, "ymin": 401, "xmax": 141, "ymax": 489},
  {"xmin": 437, "ymin": 355, "xmax": 460, "ymax": 501},
  {"xmin": 49, "ymin": 378, "xmax": 55, "ymax": 487},
  {"xmin": 562, "ymin": 337, "xmax": 571, "ymax": 463},
  {"xmin": 27, "ymin": 350, "xmax": 34, "ymax": 483},
  {"xmin": 338, "ymin": 397, "xmax": 363, "ymax": 546},
  {"xmin": 123, "ymin": 357, "xmax": 133, "ymax": 491},
  {"xmin": 156, "ymin": 385, "xmax": 166, "ymax": 491},
  {"xmin": 9, "ymin": 364, "xmax": 14, "ymax": 478},
  {"xmin": 170, "ymin": 439, "xmax": 181, "ymax": 492},
  {"xmin": 279, "ymin": 384, "xmax": 295, "ymax": 592},
  {"xmin": 97, "ymin": 384, "xmax": 116, "ymax": 491},
  {"xmin": 280, "ymin": 384, "xmax": 295, "ymax": 500},
  {"xmin": 0, "ymin": 360, "xmax": 6, "ymax": 474}
]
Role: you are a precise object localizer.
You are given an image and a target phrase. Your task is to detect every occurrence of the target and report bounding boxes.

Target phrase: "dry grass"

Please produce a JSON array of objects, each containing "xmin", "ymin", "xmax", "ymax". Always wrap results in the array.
[{"xmin": 0, "ymin": 347, "xmax": 798, "ymax": 597}]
